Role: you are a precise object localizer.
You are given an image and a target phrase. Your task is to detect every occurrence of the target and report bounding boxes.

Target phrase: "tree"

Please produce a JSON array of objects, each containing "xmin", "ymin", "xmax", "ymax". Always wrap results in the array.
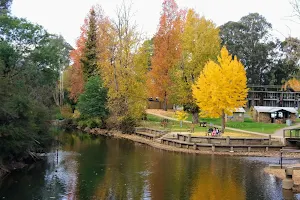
[
  {"xmin": 283, "ymin": 78, "xmax": 300, "ymax": 92},
  {"xmin": 192, "ymin": 47, "xmax": 248, "ymax": 132},
  {"xmin": 267, "ymin": 37, "xmax": 300, "ymax": 85},
  {"xmin": 0, "ymin": 0, "xmax": 12, "ymax": 14},
  {"xmin": 68, "ymin": 17, "xmax": 89, "ymax": 102},
  {"xmin": 220, "ymin": 13, "xmax": 276, "ymax": 85},
  {"xmin": 175, "ymin": 110, "xmax": 187, "ymax": 127},
  {"xmin": 291, "ymin": 0, "xmax": 300, "ymax": 21},
  {"xmin": 170, "ymin": 9, "xmax": 220, "ymax": 123},
  {"xmin": 77, "ymin": 76, "xmax": 108, "ymax": 124},
  {"xmin": 147, "ymin": 0, "xmax": 182, "ymax": 110},
  {"xmin": 0, "ymin": 14, "xmax": 70, "ymax": 163},
  {"xmin": 81, "ymin": 8, "xmax": 99, "ymax": 81},
  {"xmin": 96, "ymin": 2, "xmax": 148, "ymax": 128}
]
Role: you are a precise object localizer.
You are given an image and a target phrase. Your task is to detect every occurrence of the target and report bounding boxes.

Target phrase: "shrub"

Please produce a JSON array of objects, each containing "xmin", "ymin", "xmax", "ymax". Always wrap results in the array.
[{"xmin": 120, "ymin": 116, "xmax": 136, "ymax": 134}]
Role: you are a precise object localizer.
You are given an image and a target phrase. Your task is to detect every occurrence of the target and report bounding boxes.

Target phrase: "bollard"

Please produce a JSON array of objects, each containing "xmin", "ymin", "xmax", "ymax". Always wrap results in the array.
[{"xmin": 282, "ymin": 167, "xmax": 294, "ymax": 190}]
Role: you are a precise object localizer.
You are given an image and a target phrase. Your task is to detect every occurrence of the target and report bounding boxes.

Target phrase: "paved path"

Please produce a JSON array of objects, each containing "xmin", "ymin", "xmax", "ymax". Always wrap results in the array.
[
  {"xmin": 273, "ymin": 123, "xmax": 300, "ymax": 137},
  {"xmin": 146, "ymin": 110, "xmax": 278, "ymax": 138}
]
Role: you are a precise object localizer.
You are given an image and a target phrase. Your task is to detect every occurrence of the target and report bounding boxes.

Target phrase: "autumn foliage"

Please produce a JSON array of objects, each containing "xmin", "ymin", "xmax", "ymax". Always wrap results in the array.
[
  {"xmin": 147, "ymin": 0, "xmax": 182, "ymax": 110},
  {"xmin": 192, "ymin": 47, "xmax": 248, "ymax": 132},
  {"xmin": 283, "ymin": 78, "xmax": 300, "ymax": 92},
  {"xmin": 68, "ymin": 19, "xmax": 87, "ymax": 101}
]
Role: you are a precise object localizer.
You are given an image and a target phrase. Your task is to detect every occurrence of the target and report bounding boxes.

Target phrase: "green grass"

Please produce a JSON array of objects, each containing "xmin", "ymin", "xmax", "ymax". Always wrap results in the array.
[
  {"xmin": 163, "ymin": 113, "xmax": 289, "ymax": 134},
  {"xmin": 194, "ymin": 116, "xmax": 287, "ymax": 134},
  {"xmin": 141, "ymin": 114, "xmax": 207, "ymax": 132}
]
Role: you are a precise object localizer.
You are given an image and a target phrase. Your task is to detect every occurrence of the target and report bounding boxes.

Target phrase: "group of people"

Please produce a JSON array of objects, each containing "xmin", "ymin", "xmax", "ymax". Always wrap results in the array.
[{"xmin": 207, "ymin": 127, "xmax": 221, "ymax": 136}]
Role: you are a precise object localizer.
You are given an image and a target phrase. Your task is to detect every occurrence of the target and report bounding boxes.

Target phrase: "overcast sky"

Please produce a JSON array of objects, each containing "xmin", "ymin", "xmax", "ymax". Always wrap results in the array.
[{"xmin": 11, "ymin": 0, "xmax": 300, "ymax": 47}]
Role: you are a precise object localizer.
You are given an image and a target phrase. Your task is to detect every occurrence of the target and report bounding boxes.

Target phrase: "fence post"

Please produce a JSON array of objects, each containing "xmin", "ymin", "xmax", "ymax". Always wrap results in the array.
[
  {"xmin": 268, "ymin": 135, "xmax": 272, "ymax": 145},
  {"xmin": 187, "ymin": 134, "xmax": 191, "ymax": 143}
]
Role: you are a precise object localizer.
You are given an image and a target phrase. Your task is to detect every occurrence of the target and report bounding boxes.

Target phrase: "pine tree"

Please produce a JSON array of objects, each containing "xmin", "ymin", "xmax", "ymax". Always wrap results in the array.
[{"xmin": 81, "ymin": 8, "xmax": 98, "ymax": 81}]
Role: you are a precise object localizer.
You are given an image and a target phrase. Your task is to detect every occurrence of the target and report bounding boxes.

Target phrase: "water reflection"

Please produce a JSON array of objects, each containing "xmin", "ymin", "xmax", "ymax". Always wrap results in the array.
[{"xmin": 0, "ymin": 131, "xmax": 300, "ymax": 200}]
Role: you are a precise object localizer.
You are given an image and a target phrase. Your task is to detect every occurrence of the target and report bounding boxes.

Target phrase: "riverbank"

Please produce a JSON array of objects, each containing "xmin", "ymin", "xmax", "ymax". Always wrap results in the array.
[
  {"xmin": 264, "ymin": 164, "xmax": 300, "ymax": 192},
  {"xmin": 83, "ymin": 127, "xmax": 300, "ymax": 158}
]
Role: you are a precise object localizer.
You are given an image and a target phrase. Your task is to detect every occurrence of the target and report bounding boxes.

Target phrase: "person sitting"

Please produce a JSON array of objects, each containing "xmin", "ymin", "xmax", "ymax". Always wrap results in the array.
[
  {"xmin": 216, "ymin": 128, "xmax": 220, "ymax": 136},
  {"xmin": 207, "ymin": 128, "xmax": 213, "ymax": 136},
  {"xmin": 212, "ymin": 127, "xmax": 216, "ymax": 136}
]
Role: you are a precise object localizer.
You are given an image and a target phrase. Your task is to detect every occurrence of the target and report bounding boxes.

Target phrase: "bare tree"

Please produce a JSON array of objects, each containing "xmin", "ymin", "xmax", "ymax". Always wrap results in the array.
[{"xmin": 291, "ymin": 0, "xmax": 300, "ymax": 21}]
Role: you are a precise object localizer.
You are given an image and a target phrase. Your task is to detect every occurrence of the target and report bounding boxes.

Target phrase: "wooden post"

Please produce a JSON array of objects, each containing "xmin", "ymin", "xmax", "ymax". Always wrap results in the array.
[
  {"xmin": 187, "ymin": 134, "xmax": 191, "ymax": 143},
  {"xmin": 193, "ymin": 144, "xmax": 197, "ymax": 150},
  {"xmin": 226, "ymin": 136, "xmax": 230, "ymax": 145},
  {"xmin": 212, "ymin": 145, "xmax": 215, "ymax": 152},
  {"xmin": 248, "ymin": 147, "xmax": 251, "ymax": 152},
  {"xmin": 230, "ymin": 146, "xmax": 234, "ymax": 152},
  {"xmin": 268, "ymin": 135, "xmax": 272, "ymax": 145}
]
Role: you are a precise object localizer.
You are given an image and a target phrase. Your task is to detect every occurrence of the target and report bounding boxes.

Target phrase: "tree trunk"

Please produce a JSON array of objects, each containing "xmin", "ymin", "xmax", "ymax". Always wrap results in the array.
[
  {"xmin": 221, "ymin": 110, "xmax": 226, "ymax": 133},
  {"xmin": 163, "ymin": 92, "xmax": 167, "ymax": 111},
  {"xmin": 192, "ymin": 110, "xmax": 199, "ymax": 124}
]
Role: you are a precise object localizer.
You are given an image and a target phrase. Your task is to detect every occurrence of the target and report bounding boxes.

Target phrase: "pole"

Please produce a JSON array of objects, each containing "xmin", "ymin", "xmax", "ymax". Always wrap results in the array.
[{"xmin": 281, "ymin": 150, "xmax": 283, "ymax": 169}]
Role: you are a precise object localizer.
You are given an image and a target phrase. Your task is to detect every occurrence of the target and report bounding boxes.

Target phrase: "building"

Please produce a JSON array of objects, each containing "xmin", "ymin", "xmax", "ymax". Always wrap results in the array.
[
  {"xmin": 227, "ymin": 108, "xmax": 245, "ymax": 122},
  {"xmin": 147, "ymin": 98, "xmax": 173, "ymax": 109},
  {"xmin": 247, "ymin": 85, "xmax": 300, "ymax": 108},
  {"xmin": 253, "ymin": 106, "xmax": 298, "ymax": 124}
]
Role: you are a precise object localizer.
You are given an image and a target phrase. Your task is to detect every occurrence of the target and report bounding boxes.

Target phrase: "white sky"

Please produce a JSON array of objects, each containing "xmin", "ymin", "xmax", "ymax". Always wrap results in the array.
[{"xmin": 11, "ymin": 0, "xmax": 300, "ymax": 47}]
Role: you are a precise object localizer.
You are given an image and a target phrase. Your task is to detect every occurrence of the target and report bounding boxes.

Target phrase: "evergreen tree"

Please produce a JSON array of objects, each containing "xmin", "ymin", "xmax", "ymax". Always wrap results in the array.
[
  {"xmin": 77, "ymin": 76, "xmax": 108, "ymax": 125},
  {"xmin": 81, "ymin": 8, "xmax": 98, "ymax": 81}
]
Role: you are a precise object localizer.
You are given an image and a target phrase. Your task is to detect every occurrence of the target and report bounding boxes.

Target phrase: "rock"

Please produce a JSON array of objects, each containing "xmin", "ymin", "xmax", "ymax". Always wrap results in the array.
[{"xmin": 84, "ymin": 127, "xmax": 91, "ymax": 133}]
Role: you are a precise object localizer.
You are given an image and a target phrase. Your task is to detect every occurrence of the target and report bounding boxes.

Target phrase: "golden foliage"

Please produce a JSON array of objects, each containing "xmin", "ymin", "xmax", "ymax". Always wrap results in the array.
[
  {"xmin": 192, "ymin": 47, "xmax": 248, "ymax": 118},
  {"xmin": 283, "ymin": 78, "xmax": 300, "ymax": 92},
  {"xmin": 170, "ymin": 9, "xmax": 220, "ymax": 105},
  {"xmin": 174, "ymin": 110, "xmax": 188, "ymax": 121}
]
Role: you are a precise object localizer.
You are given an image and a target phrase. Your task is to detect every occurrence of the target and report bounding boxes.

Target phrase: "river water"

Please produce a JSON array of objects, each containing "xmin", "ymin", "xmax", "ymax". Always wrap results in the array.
[{"xmin": 0, "ymin": 131, "xmax": 300, "ymax": 200}]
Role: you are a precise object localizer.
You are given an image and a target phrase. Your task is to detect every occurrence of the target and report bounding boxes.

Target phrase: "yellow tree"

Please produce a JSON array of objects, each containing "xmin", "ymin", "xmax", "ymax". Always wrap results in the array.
[
  {"xmin": 174, "ymin": 110, "xmax": 188, "ymax": 127},
  {"xmin": 192, "ymin": 47, "xmax": 248, "ymax": 132},
  {"xmin": 97, "ymin": 3, "xmax": 148, "ymax": 127},
  {"xmin": 170, "ymin": 9, "xmax": 220, "ymax": 123},
  {"xmin": 283, "ymin": 78, "xmax": 300, "ymax": 92}
]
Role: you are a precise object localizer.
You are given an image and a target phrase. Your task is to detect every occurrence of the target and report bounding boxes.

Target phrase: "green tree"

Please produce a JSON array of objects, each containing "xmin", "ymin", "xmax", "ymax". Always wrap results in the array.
[
  {"xmin": 77, "ymin": 76, "xmax": 108, "ymax": 125},
  {"xmin": 0, "ymin": 14, "xmax": 70, "ymax": 164},
  {"xmin": 0, "ymin": 0, "xmax": 12, "ymax": 14},
  {"xmin": 220, "ymin": 13, "xmax": 276, "ymax": 85},
  {"xmin": 81, "ymin": 8, "xmax": 98, "ymax": 81}
]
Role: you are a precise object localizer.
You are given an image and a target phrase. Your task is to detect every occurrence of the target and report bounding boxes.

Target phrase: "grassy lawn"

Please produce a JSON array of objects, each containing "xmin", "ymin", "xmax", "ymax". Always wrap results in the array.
[
  {"xmin": 141, "ymin": 114, "xmax": 264, "ymax": 137},
  {"xmin": 148, "ymin": 112, "xmax": 289, "ymax": 134},
  {"xmin": 198, "ymin": 117, "xmax": 287, "ymax": 134}
]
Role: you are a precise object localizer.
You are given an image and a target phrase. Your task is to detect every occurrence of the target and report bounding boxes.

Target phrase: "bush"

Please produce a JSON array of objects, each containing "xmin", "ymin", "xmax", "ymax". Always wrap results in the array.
[
  {"xmin": 60, "ymin": 104, "xmax": 73, "ymax": 119},
  {"xmin": 78, "ymin": 117, "xmax": 103, "ymax": 129},
  {"xmin": 120, "ymin": 117, "xmax": 136, "ymax": 134}
]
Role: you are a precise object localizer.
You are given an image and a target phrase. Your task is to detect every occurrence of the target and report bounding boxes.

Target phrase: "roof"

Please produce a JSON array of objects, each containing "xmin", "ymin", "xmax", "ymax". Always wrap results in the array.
[
  {"xmin": 234, "ymin": 108, "xmax": 246, "ymax": 113},
  {"xmin": 254, "ymin": 106, "xmax": 298, "ymax": 114}
]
